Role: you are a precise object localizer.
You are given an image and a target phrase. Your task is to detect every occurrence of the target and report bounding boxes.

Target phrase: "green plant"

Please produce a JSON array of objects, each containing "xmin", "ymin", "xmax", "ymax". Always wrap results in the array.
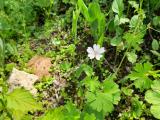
[
  {"xmin": 72, "ymin": 6, "xmax": 80, "ymax": 40},
  {"xmin": 0, "ymin": 88, "xmax": 42, "ymax": 120},
  {"xmin": 145, "ymin": 80, "xmax": 160, "ymax": 119},
  {"xmin": 128, "ymin": 62, "xmax": 153, "ymax": 91},
  {"xmin": 77, "ymin": 0, "xmax": 106, "ymax": 45},
  {"xmin": 85, "ymin": 80, "xmax": 120, "ymax": 115},
  {"xmin": 0, "ymin": 38, "xmax": 4, "ymax": 68}
]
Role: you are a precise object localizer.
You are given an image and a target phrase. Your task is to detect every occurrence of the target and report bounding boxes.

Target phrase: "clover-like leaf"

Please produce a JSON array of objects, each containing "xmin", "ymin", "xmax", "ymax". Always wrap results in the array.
[
  {"xmin": 128, "ymin": 62, "xmax": 153, "ymax": 91},
  {"xmin": 86, "ymin": 91, "xmax": 114, "ymax": 113},
  {"xmin": 145, "ymin": 80, "xmax": 160, "ymax": 119},
  {"xmin": 83, "ymin": 76, "xmax": 100, "ymax": 92},
  {"xmin": 86, "ymin": 80, "xmax": 120, "ymax": 114}
]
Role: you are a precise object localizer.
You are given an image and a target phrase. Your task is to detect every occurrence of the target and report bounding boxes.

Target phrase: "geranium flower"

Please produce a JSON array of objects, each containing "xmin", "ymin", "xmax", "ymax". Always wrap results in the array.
[{"xmin": 87, "ymin": 44, "xmax": 105, "ymax": 60}]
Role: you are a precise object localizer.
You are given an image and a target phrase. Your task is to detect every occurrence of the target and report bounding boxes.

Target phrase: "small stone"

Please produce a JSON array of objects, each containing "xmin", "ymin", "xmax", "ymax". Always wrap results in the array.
[{"xmin": 8, "ymin": 68, "xmax": 39, "ymax": 95}]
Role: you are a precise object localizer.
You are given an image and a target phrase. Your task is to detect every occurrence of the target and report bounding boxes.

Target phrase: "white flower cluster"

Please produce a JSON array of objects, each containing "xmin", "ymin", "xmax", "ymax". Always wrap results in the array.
[
  {"xmin": 8, "ymin": 68, "xmax": 39, "ymax": 95},
  {"xmin": 87, "ymin": 44, "xmax": 105, "ymax": 60}
]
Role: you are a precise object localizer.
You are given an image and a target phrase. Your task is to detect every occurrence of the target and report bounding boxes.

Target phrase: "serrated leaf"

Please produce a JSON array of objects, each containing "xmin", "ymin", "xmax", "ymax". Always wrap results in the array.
[
  {"xmin": 122, "ymin": 87, "xmax": 133, "ymax": 96},
  {"xmin": 123, "ymin": 31, "xmax": 144, "ymax": 50},
  {"xmin": 128, "ymin": 62, "xmax": 153, "ymax": 91},
  {"xmin": 64, "ymin": 102, "xmax": 80, "ymax": 120},
  {"xmin": 86, "ymin": 91, "xmax": 114, "ymax": 113},
  {"xmin": 6, "ymin": 88, "xmax": 42, "ymax": 120},
  {"xmin": 86, "ymin": 80, "xmax": 120, "ymax": 114},
  {"xmin": 83, "ymin": 76, "xmax": 100, "ymax": 92},
  {"xmin": 103, "ymin": 80, "xmax": 121, "ymax": 104},
  {"xmin": 145, "ymin": 80, "xmax": 160, "ymax": 119},
  {"xmin": 131, "ymin": 97, "xmax": 143, "ymax": 118},
  {"xmin": 39, "ymin": 107, "xmax": 65, "ymax": 120}
]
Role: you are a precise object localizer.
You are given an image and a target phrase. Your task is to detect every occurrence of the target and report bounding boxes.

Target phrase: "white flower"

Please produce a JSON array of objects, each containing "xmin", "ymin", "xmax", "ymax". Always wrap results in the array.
[{"xmin": 87, "ymin": 44, "xmax": 105, "ymax": 60}]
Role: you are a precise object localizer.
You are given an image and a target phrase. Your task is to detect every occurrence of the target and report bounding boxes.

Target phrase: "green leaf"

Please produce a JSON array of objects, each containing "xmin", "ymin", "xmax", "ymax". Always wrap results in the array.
[
  {"xmin": 35, "ymin": 0, "xmax": 51, "ymax": 7},
  {"xmin": 78, "ymin": 0, "xmax": 89, "ymax": 20},
  {"xmin": 129, "ymin": 15, "xmax": 139, "ymax": 28},
  {"xmin": 39, "ymin": 107, "xmax": 65, "ymax": 120},
  {"xmin": 119, "ymin": 17, "xmax": 130, "ymax": 25},
  {"xmin": 150, "ymin": 50, "xmax": 160, "ymax": 57},
  {"xmin": 6, "ymin": 88, "xmax": 42, "ymax": 120},
  {"xmin": 103, "ymin": 80, "xmax": 121, "ymax": 104},
  {"xmin": 112, "ymin": 0, "xmax": 124, "ymax": 16},
  {"xmin": 110, "ymin": 36, "xmax": 122, "ymax": 46},
  {"xmin": 88, "ymin": 2, "xmax": 101, "ymax": 21},
  {"xmin": 121, "ymin": 87, "xmax": 133, "ymax": 96},
  {"xmin": 126, "ymin": 52, "xmax": 137, "ymax": 64},
  {"xmin": 86, "ymin": 91, "xmax": 114, "ymax": 113},
  {"xmin": 128, "ymin": 62, "xmax": 153, "ymax": 91},
  {"xmin": 0, "ymin": 38, "xmax": 4, "ymax": 67},
  {"xmin": 72, "ymin": 7, "xmax": 80, "ymax": 39},
  {"xmin": 83, "ymin": 113, "xmax": 96, "ymax": 120},
  {"xmin": 123, "ymin": 31, "xmax": 144, "ymax": 50},
  {"xmin": 60, "ymin": 62, "xmax": 72, "ymax": 71},
  {"xmin": 40, "ymin": 102, "xmax": 80, "ymax": 120},
  {"xmin": 131, "ymin": 97, "xmax": 143, "ymax": 118},
  {"xmin": 152, "ymin": 39, "xmax": 159, "ymax": 50},
  {"xmin": 150, "ymin": 105, "xmax": 160, "ymax": 119},
  {"xmin": 64, "ymin": 102, "xmax": 80, "ymax": 120},
  {"xmin": 0, "ymin": 0, "xmax": 4, "ymax": 9},
  {"xmin": 128, "ymin": 1, "xmax": 139, "ymax": 11},
  {"xmin": 83, "ymin": 76, "xmax": 100, "ymax": 92},
  {"xmin": 86, "ymin": 80, "xmax": 120, "ymax": 114},
  {"xmin": 153, "ymin": 16, "xmax": 160, "ymax": 26},
  {"xmin": 75, "ymin": 64, "xmax": 93, "ymax": 78},
  {"xmin": 145, "ymin": 80, "xmax": 160, "ymax": 119}
]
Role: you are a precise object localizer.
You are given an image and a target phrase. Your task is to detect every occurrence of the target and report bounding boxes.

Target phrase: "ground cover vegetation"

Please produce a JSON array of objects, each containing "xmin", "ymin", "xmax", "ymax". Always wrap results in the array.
[{"xmin": 0, "ymin": 0, "xmax": 160, "ymax": 119}]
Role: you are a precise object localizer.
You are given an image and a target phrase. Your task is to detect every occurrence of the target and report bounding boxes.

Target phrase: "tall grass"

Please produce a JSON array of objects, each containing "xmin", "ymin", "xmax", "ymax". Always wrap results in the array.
[{"xmin": 0, "ymin": 38, "xmax": 4, "ymax": 68}]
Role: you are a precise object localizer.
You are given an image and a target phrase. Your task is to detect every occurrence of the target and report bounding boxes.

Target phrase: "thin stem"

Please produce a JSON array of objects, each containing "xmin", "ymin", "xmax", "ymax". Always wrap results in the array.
[
  {"xmin": 149, "ymin": 27, "xmax": 160, "ymax": 33},
  {"xmin": 114, "ymin": 47, "xmax": 129, "ymax": 76},
  {"xmin": 104, "ymin": 59, "xmax": 115, "ymax": 72}
]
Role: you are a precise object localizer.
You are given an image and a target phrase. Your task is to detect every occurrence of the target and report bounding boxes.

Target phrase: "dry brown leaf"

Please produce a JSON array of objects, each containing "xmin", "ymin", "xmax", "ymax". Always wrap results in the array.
[{"xmin": 28, "ymin": 55, "xmax": 52, "ymax": 78}]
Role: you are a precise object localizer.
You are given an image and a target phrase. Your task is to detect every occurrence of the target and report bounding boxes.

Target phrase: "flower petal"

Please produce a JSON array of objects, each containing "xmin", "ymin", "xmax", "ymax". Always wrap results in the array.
[
  {"xmin": 87, "ymin": 47, "xmax": 94, "ymax": 54},
  {"xmin": 93, "ymin": 44, "xmax": 100, "ymax": 52},
  {"xmin": 88, "ymin": 53, "xmax": 95, "ymax": 59},
  {"xmin": 95, "ymin": 54, "xmax": 102, "ymax": 60},
  {"xmin": 98, "ymin": 47, "xmax": 105, "ymax": 54}
]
